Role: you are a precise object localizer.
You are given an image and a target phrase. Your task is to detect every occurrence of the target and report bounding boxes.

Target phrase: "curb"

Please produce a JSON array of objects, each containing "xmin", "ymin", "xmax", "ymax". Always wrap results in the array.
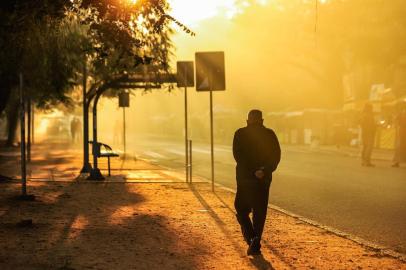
[
  {"xmin": 289, "ymin": 147, "xmax": 393, "ymax": 162},
  {"xmin": 212, "ymin": 182, "xmax": 406, "ymax": 263}
]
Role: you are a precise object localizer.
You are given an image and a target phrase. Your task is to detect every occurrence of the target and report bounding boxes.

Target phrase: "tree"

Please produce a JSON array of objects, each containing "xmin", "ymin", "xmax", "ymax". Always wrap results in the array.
[
  {"xmin": 0, "ymin": 0, "xmax": 77, "ymax": 145},
  {"xmin": 0, "ymin": 0, "xmax": 190, "ymax": 145},
  {"xmin": 64, "ymin": 0, "xmax": 182, "ymax": 93}
]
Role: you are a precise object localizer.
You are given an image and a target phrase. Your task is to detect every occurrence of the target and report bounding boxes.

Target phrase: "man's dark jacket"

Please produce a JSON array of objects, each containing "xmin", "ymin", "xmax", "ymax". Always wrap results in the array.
[{"xmin": 233, "ymin": 124, "xmax": 281, "ymax": 181}]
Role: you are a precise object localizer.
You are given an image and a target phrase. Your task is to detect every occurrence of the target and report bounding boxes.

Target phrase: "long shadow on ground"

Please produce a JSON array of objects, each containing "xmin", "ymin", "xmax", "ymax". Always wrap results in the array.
[
  {"xmin": 0, "ymin": 180, "xmax": 202, "ymax": 269},
  {"xmin": 190, "ymin": 184, "xmax": 275, "ymax": 270}
]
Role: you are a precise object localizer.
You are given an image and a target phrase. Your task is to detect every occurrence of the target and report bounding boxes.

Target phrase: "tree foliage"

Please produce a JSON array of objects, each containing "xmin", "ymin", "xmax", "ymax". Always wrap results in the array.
[
  {"xmin": 0, "ymin": 0, "xmax": 192, "ymax": 144},
  {"xmin": 0, "ymin": 0, "xmax": 193, "ymax": 112},
  {"xmin": 0, "ymin": 0, "xmax": 69, "ymax": 111}
]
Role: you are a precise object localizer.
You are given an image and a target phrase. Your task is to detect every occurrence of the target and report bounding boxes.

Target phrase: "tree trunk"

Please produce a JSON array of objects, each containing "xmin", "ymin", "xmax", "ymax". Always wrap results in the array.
[
  {"xmin": 0, "ymin": 88, "xmax": 11, "ymax": 116},
  {"xmin": 6, "ymin": 98, "xmax": 19, "ymax": 147}
]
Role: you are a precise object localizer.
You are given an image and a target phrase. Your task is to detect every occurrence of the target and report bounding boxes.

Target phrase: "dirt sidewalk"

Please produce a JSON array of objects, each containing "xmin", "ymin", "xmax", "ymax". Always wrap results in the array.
[{"xmin": 0, "ymin": 143, "xmax": 405, "ymax": 269}]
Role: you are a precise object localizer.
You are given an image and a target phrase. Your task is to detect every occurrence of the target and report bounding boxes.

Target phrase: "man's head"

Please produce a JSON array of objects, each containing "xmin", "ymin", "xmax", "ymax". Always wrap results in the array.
[{"xmin": 247, "ymin": 109, "xmax": 263, "ymax": 126}]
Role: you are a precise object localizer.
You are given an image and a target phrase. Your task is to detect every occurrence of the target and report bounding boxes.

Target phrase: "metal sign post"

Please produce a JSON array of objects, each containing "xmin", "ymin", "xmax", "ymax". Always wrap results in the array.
[
  {"xmin": 195, "ymin": 52, "xmax": 226, "ymax": 191},
  {"xmin": 189, "ymin": 140, "xmax": 193, "ymax": 182},
  {"xmin": 184, "ymin": 74, "xmax": 189, "ymax": 182},
  {"xmin": 123, "ymin": 107, "xmax": 126, "ymax": 157},
  {"xmin": 119, "ymin": 92, "xmax": 130, "ymax": 159},
  {"xmin": 209, "ymin": 86, "xmax": 214, "ymax": 191},
  {"xmin": 19, "ymin": 73, "xmax": 27, "ymax": 196},
  {"xmin": 177, "ymin": 61, "xmax": 195, "ymax": 183}
]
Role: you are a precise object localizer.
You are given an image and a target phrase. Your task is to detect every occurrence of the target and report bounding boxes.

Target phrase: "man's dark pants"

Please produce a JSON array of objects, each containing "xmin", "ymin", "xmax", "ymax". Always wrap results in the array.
[{"xmin": 234, "ymin": 177, "xmax": 271, "ymax": 244}]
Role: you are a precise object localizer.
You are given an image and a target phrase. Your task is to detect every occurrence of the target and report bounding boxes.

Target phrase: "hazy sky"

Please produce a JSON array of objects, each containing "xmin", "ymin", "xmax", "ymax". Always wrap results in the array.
[
  {"xmin": 169, "ymin": 0, "xmax": 269, "ymax": 26},
  {"xmin": 94, "ymin": 0, "xmax": 405, "ymax": 144}
]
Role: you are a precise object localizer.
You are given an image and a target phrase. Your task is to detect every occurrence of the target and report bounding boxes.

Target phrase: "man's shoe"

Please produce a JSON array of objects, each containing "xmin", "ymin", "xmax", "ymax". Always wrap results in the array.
[{"xmin": 247, "ymin": 237, "xmax": 261, "ymax": 256}]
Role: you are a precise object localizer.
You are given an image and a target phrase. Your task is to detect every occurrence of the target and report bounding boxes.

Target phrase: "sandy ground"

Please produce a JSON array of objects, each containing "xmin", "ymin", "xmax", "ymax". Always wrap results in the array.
[{"xmin": 0, "ymin": 142, "xmax": 405, "ymax": 270}]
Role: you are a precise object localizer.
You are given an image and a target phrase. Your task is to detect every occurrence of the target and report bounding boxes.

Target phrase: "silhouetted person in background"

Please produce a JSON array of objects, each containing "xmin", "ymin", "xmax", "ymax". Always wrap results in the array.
[
  {"xmin": 233, "ymin": 109, "xmax": 281, "ymax": 255},
  {"xmin": 70, "ymin": 117, "xmax": 81, "ymax": 143},
  {"xmin": 360, "ymin": 103, "xmax": 376, "ymax": 167},
  {"xmin": 70, "ymin": 117, "xmax": 76, "ymax": 142},
  {"xmin": 392, "ymin": 102, "xmax": 406, "ymax": 167},
  {"xmin": 76, "ymin": 118, "xmax": 82, "ymax": 143}
]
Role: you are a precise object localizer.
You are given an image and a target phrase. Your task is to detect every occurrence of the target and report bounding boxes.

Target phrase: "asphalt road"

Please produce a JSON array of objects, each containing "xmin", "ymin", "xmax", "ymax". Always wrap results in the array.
[{"xmin": 125, "ymin": 136, "xmax": 406, "ymax": 254}]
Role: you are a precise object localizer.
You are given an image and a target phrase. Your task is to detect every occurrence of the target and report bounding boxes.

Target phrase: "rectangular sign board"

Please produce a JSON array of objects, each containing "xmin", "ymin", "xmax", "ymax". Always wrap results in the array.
[
  {"xmin": 177, "ymin": 61, "xmax": 195, "ymax": 87},
  {"xmin": 195, "ymin": 51, "xmax": 226, "ymax": 91},
  {"xmin": 118, "ymin": 92, "xmax": 130, "ymax": 107}
]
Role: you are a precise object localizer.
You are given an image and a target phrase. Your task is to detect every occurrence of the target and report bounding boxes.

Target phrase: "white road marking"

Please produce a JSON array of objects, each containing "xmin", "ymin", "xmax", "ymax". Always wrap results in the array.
[
  {"xmin": 166, "ymin": 149, "xmax": 185, "ymax": 156},
  {"xmin": 215, "ymin": 146, "xmax": 232, "ymax": 152},
  {"xmin": 143, "ymin": 151, "xmax": 166, "ymax": 159},
  {"xmin": 192, "ymin": 148, "xmax": 211, "ymax": 154}
]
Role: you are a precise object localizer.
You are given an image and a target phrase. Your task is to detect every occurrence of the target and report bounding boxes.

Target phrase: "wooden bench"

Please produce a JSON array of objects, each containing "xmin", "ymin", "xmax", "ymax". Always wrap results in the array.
[{"xmin": 89, "ymin": 141, "xmax": 119, "ymax": 176}]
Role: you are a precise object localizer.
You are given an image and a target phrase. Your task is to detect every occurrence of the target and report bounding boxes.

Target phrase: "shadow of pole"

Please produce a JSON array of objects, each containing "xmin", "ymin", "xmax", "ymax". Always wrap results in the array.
[
  {"xmin": 189, "ymin": 184, "xmax": 244, "ymax": 255},
  {"xmin": 189, "ymin": 184, "xmax": 276, "ymax": 270},
  {"xmin": 214, "ymin": 191, "xmax": 236, "ymax": 215},
  {"xmin": 214, "ymin": 190, "xmax": 295, "ymax": 269}
]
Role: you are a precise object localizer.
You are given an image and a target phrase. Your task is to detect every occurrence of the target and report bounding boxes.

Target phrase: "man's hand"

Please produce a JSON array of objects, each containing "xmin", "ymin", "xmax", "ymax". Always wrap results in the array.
[{"xmin": 254, "ymin": 169, "xmax": 265, "ymax": 179}]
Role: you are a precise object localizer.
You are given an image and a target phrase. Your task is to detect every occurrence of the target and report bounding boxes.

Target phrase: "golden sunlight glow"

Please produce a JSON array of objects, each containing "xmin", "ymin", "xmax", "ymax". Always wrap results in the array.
[
  {"xmin": 109, "ymin": 205, "xmax": 138, "ymax": 225},
  {"xmin": 67, "ymin": 215, "xmax": 89, "ymax": 240},
  {"xmin": 169, "ymin": 0, "xmax": 267, "ymax": 25}
]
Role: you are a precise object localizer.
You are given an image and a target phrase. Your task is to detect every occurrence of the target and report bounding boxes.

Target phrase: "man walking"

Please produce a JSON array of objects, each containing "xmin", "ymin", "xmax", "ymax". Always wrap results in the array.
[{"xmin": 233, "ymin": 109, "xmax": 281, "ymax": 255}]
